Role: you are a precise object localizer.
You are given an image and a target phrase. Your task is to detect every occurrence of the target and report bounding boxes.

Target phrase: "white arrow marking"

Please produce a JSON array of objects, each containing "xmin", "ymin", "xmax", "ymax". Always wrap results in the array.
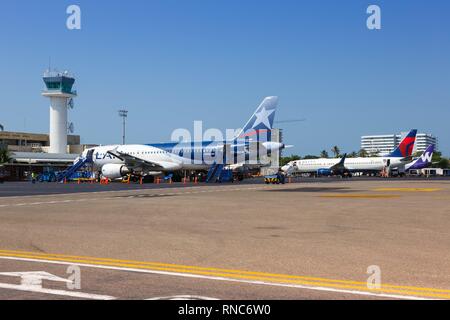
[
  {"xmin": 0, "ymin": 271, "xmax": 115, "ymax": 300},
  {"xmin": 0, "ymin": 271, "xmax": 72, "ymax": 287}
]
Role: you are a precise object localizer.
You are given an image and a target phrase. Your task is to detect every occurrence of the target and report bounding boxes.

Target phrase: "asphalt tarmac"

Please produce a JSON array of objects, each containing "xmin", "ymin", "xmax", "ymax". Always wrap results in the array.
[{"xmin": 0, "ymin": 177, "xmax": 449, "ymax": 300}]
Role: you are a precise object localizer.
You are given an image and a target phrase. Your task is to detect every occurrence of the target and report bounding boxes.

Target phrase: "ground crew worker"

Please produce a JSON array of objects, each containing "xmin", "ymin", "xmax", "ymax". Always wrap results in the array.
[
  {"xmin": 277, "ymin": 168, "xmax": 286, "ymax": 184},
  {"xmin": 31, "ymin": 172, "xmax": 37, "ymax": 184}
]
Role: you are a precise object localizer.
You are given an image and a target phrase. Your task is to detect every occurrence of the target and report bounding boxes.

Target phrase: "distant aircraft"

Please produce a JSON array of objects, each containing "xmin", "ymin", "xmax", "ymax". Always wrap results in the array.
[
  {"xmin": 79, "ymin": 97, "xmax": 285, "ymax": 179},
  {"xmin": 282, "ymin": 129, "xmax": 418, "ymax": 176},
  {"xmin": 405, "ymin": 144, "xmax": 435, "ymax": 171}
]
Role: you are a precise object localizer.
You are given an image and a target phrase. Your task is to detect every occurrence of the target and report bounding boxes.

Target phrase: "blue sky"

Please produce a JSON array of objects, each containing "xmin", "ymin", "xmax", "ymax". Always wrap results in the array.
[{"xmin": 0, "ymin": 1, "xmax": 449, "ymax": 155}]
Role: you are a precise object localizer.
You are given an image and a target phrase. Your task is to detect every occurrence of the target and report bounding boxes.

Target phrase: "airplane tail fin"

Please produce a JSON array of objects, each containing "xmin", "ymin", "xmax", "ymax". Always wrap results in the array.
[
  {"xmin": 411, "ymin": 144, "xmax": 435, "ymax": 168},
  {"xmin": 338, "ymin": 153, "xmax": 347, "ymax": 165},
  {"xmin": 389, "ymin": 129, "xmax": 417, "ymax": 158},
  {"xmin": 234, "ymin": 96, "xmax": 278, "ymax": 140},
  {"xmin": 329, "ymin": 153, "xmax": 347, "ymax": 174}
]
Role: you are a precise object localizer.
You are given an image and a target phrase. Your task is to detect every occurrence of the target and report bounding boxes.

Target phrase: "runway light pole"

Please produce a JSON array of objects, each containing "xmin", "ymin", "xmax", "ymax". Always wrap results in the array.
[{"xmin": 118, "ymin": 109, "xmax": 128, "ymax": 145}]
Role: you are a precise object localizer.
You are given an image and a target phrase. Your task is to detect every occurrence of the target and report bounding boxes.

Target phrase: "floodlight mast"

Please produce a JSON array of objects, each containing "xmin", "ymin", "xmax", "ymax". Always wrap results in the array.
[{"xmin": 118, "ymin": 109, "xmax": 128, "ymax": 145}]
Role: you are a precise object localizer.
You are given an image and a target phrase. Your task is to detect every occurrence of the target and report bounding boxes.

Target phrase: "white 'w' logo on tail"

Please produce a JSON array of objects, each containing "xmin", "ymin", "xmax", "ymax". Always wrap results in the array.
[{"xmin": 420, "ymin": 152, "xmax": 433, "ymax": 163}]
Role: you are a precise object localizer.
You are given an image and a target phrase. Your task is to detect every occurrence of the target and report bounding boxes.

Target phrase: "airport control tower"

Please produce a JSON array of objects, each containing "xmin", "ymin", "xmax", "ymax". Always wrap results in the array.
[{"xmin": 42, "ymin": 70, "xmax": 77, "ymax": 154}]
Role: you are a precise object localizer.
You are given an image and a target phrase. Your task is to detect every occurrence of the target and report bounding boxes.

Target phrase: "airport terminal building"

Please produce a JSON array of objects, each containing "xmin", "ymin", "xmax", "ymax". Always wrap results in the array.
[
  {"xmin": 0, "ymin": 130, "xmax": 91, "ymax": 181},
  {"xmin": 0, "ymin": 130, "xmax": 82, "ymax": 154}
]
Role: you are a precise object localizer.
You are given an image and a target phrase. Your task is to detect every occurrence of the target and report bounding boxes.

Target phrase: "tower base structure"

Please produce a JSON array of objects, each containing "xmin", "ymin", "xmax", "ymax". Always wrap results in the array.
[{"xmin": 42, "ymin": 71, "xmax": 77, "ymax": 154}]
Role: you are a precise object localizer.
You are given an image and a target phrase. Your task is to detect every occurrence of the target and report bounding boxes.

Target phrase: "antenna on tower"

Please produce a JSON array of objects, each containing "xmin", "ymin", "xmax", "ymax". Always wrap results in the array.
[
  {"xmin": 68, "ymin": 122, "xmax": 75, "ymax": 134},
  {"xmin": 68, "ymin": 98, "xmax": 74, "ymax": 109}
]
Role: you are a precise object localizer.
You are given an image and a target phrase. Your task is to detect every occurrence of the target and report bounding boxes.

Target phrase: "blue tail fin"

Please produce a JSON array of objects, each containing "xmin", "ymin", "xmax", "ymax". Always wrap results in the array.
[
  {"xmin": 389, "ymin": 129, "xmax": 417, "ymax": 158},
  {"xmin": 234, "ymin": 96, "xmax": 278, "ymax": 140}
]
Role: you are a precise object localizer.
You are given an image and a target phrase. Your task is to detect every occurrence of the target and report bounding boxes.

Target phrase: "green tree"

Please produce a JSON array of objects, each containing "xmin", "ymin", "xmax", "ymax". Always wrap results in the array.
[
  {"xmin": 280, "ymin": 154, "xmax": 301, "ymax": 167},
  {"xmin": 432, "ymin": 151, "xmax": 443, "ymax": 163},
  {"xmin": 358, "ymin": 149, "xmax": 369, "ymax": 157},
  {"xmin": 0, "ymin": 147, "xmax": 10, "ymax": 164},
  {"xmin": 348, "ymin": 151, "xmax": 358, "ymax": 158},
  {"xmin": 331, "ymin": 146, "xmax": 340, "ymax": 158},
  {"xmin": 320, "ymin": 150, "xmax": 329, "ymax": 158},
  {"xmin": 303, "ymin": 155, "xmax": 320, "ymax": 160},
  {"xmin": 438, "ymin": 158, "xmax": 449, "ymax": 169}
]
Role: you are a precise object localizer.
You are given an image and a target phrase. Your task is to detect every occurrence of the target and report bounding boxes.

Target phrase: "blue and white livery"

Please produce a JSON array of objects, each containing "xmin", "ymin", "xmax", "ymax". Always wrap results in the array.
[{"xmin": 80, "ymin": 97, "xmax": 282, "ymax": 179}]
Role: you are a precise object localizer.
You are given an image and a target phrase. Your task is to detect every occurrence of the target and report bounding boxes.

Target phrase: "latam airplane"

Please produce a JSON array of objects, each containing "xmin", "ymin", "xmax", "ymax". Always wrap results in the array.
[
  {"xmin": 405, "ymin": 144, "xmax": 435, "ymax": 171},
  {"xmin": 79, "ymin": 97, "xmax": 284, "ymax": 179},
  {"xmin": 282, "ymin": 129, "xmax": 418, "ymax": 176}
]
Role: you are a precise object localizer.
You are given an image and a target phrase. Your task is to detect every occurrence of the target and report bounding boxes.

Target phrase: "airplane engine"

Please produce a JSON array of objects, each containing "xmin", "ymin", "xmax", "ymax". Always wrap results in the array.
[
  {"xmin": 101, "ymin": 164, "xmax": 131, "ymax": 179},
  {"xmin": 317, "ymin": 168, "xmax": 333, "ymax": 176},
  {"xmin": 262, "ymin": 142, "xmax": 285, "ymax": 152}
]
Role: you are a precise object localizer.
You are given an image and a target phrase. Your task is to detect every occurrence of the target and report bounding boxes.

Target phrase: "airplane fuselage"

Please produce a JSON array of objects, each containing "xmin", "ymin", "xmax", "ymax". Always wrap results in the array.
[
  {"xmin": 85, "ymin": 140, "xmax": 278, "ymax": 175},
  {"xmin": 285, "ymin": 157, "xmax": 406, "ymax": 174},
  {"xmin": 88, "ymin": 144, "xmax": 222, "ymax": 172},
  {"xmin": 74, "ymin": 96, "xmax": 282, "ymax": 180}
]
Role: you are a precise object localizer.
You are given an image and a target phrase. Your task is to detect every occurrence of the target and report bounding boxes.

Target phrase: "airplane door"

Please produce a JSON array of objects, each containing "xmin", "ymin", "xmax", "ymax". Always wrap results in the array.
[{"xmin": 86, "ymin": 149, "xmax": 95, "ymax": 163}]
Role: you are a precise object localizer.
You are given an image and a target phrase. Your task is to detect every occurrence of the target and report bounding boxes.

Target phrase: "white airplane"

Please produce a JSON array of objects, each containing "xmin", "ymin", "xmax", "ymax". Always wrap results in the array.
[
  {"xmin": 70, "ymin": 97, "xmax": 285, "ymax": 180},
  {"xmin": 282, "ymin": 130, "xmax": 418, "ymax": 176}
]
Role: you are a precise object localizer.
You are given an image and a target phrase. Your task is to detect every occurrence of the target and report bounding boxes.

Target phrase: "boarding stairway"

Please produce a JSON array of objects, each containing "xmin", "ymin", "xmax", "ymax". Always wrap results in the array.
[
  {"xmin": 206, "ymin": 163, "xmax": 233, "ymax": 183},
  {"xmin": 56, "ymin": 150, "xmax": 94, "ymax": 182}
]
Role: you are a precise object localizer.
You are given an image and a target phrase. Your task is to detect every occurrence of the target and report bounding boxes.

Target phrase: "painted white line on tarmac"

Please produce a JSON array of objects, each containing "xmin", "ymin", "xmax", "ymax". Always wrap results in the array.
[
  {"xmin": 0, "ymin": 186, "xmax": 275, "ymax": 208},
  {"xmin": 3, "ymin": 182, "xmax": 276, "ymax": 200},
  {"xmin": 0, "ymin": 185, "xmax": 206, "ymax": 200},
  {"xmin": 0, "ymin": 256, "xmax": 433, "ymax": 300},
  {"xmin": 146, "ymin": 295, "xmax": 219, "ymax": 300}
]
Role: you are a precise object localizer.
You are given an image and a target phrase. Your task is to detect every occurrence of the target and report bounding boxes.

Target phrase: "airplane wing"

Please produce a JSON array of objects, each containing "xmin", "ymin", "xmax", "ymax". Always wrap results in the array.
[{"xmin": 107, "ymin": 148, "xmax": 169, "ymax": 171}]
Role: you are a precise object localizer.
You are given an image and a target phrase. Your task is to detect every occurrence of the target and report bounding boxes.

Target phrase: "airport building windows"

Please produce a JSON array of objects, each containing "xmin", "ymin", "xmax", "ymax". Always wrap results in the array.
[{"xmin": 361, "ymin": 132, "xmax": 438, "ymax": 155}]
